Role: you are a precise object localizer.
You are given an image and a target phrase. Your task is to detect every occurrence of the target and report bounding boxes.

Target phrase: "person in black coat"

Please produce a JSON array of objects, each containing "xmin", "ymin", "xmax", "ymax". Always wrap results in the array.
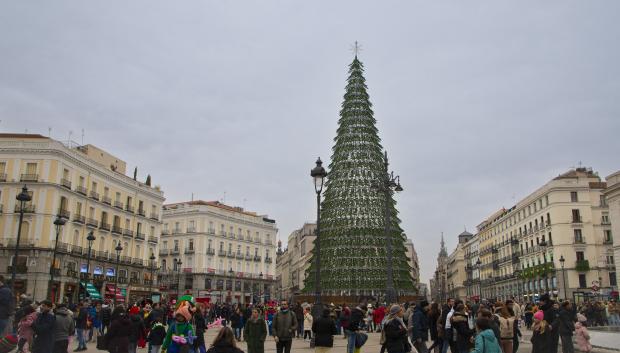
[
  {"xmin": 312, "ymin": 308, "xmax": 338, "ymax": 348},
  {"xmin": 106, "ymin": 306, "xmax": 132, "ymax": 353},
  {"xmin": 427, "ymin": 303, "xmax": 441, "ymax": 353},
  {"xmin": 450, "ymin": 304, "xmax": 473, "ymax": 353},
  {"xmin": 128, "ymin": 307, "xmax": 145, "ymax": 353},
  {"xmin": 539, "ymin": 294, "xmax": 560, "ymax": 353},
  {"xmin": 383, "ymin": 305, "xmax": 410, "ymax": 353},
  {"xmin": 32, "ymin": 300, "xmax": 56, "ymax": 353},
  {"xmin": 194, "ymin": 305, "xmax": 207, "ymax": 353},
  {"xmin": 558, "ymin": 301, "xmax": 575, "ymax": 353}
]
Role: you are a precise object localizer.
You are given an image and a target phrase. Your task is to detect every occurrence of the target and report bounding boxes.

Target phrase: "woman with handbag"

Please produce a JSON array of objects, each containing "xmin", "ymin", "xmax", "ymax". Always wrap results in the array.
[
  {"xmin": 105, "ymin": 306, "xmax": 132, "ymax": 353},
  {"xmin": 383, "ymin": 305, "xmax": 411, "ymax": 353}
]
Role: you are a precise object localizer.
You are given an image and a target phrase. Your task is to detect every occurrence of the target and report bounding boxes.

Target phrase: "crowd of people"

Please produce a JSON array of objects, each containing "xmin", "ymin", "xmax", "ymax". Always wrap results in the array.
[{"xmin": 1, "ymin": 272, "xmax": 619, "ymax": 353}]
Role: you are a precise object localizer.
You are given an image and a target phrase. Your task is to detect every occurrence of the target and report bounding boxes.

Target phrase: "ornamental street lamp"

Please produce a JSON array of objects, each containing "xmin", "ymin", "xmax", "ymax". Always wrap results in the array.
[
  {"xmin": 540, "ymin": 239, "xmax": 548, "ymax": 294},
  {"xmin": 476, "ymin": 258, "xmax": 482, "ymax": 300},
  {"xmin": 372, "ymin": 151, "xmax": 403, "ymax": 305},
  {"xmin": 559, "ymin": 255, "xmax": 567, "ymax": 299},
  {"xmin": 177, "ymin": 259, "xmax": 183, "ymax": 298},
  {"xmin": 49, "ymin": 214, "xmax": 66, "ymax": 302},
  {"xmin": 83, "ymin": 230, "xmax": 96, "ymax": 300},
  {"xmin": 227, "ymin": 268, "xmax": 234, "ymax": 303},
  {"xmin": 114, "ymin": 243, "xmax": 123, "ymax": 306},
  {"xmin": 149, "ymin": 253, "xmax": 156, "ymax": 300},
  {"xmin": 310, "ymin": 157, "xmax": 327, "ymax": 317},
  {"xmin": 12, "ymin": 185, "xmax": 32, "ymax": 291}
]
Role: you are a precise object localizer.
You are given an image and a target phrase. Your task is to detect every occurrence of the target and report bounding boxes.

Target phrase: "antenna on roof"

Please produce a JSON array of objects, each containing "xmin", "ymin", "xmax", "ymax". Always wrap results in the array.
[
  {"xmin": 191, "ymin": 193, "xmax": 194, "ymax": 201},
  {"xmin": 68, "ymin": 130, "xmax": 73, "ymax": 143},
  {"xmin": 222, "ymin": 191, "xmax": 226, "ymax": 204},
  {"xmin": 81, "ymin": 129, "xmax": 85, "ymax": 145},
  {"xmin": 48, "ymin": 127, "xmax": 51, "ymax": 137},
  {"xmin": 243, "ymin": 198, "xmax": 247, "ymax": 209}
]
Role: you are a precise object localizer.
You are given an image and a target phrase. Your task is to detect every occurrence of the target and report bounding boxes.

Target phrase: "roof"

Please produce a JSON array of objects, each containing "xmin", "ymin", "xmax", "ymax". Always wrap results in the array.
[
  {"xmin": 164, "ymin": 200, "xmax": 261, "ymax": 217},
  {"xmin": 459, "ymin": 230, "xmax": 473, "ymax": 237},
  {"xmin": 0, "ymin": 133, "xmax": 49, "ymax": 139},
  {"xmin": 553, "ymin": 167, "xmax": 598, "ymax": 180}
]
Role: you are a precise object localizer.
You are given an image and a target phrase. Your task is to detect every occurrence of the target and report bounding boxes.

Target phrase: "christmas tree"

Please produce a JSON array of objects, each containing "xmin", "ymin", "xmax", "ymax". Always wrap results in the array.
[{"xmin": 304, "ymin": 55, "xmax": 414, "ymax": 296}]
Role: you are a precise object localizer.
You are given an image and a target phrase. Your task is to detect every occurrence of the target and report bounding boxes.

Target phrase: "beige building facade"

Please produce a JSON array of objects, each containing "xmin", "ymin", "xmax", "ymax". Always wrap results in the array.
[
  {"xmin": 275, "ymin": 223, "xmax": 316, "ymax": 301},
  {"xmin": 604, "ymin": 171, "xmax": 620, "ymax": 285},
  {"xmin": 0, "ymin": 133, "xmax": 164, "ymax": 303},
  {"xmin": 446, "ymin": 231, "xmax": 473, "ymax": 300},
  {"xmin": 405, "ymin": 238, "xmax": 420, "ymax": 287},
  {"xmin": 160, "ymin": 201, "xmax": 277, "ymax": 303}
]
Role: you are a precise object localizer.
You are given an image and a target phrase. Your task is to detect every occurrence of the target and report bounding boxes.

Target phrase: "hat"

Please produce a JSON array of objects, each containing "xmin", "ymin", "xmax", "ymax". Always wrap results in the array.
[
  {"xmin": 577, "ymin": 313, "xmax": 587, "ymax": 323},
  {"xmin": 533, "ymin": 310, "xmax": 544, "ymax": 321},
  {"xmin": 539, "ymin": 294, "xmax": 551, "ymax": 303},
  {"xmin": 367, "ymin": 304, "xmax": 373, "ymax": 308},
  {"xmin": 129, "ymin": 306, "xmax": 141, "ymax": 315},
  {"xmin": 389, "ymin": 305, "xmax": 402, "ymax": 316}
]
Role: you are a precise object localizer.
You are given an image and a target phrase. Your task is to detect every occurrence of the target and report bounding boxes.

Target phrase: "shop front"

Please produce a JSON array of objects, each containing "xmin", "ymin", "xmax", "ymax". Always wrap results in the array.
[
  {"xmin": 105, "ymin": 283, "xmax": 126, "ymax": 303},
  {"xmin": 80, "ymin": 282, "xmax": 103, "ymax": 301},
  {"xmin": 128, "ymin": 286, "xmax": 150, "ymax": 304}
]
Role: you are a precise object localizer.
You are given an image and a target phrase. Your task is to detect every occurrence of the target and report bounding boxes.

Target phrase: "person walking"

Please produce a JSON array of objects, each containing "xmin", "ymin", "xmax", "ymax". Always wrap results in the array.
[
  {"xmin": 0, "ymin": 275, "xmax": 15, "ymax": 336},
  {"xmin": 128, "ymin": 306, "xmax": 145, "ymax": 353},
  {"xmin": 230, "ymin": 308, "xmax": 243, "ymax": 341},
  {"xmin": 450, "ymin": 303, "xmax": 473, "ymax": 353},
  {"xmin": 16, "ymin": 303, "xmax": 36, "ymax": 353},
  {"xmin": 427, "ymin": 303, "xmax": 441, "ymax": 353},
  {"xmin": 303, "ymin": 308, "xmax": 313, "ymax": 341},
  {"xmin": 272, "ymin": 300, "xmax": 297, "ymax": 353},
  {"xmin": 244, "ymin": 308, "xmax": 267, "ymax": 353},
  {"xmin": 106, "ymin": 306, "xmax": 132, "ymax": 353},
  {"xmin": 539, "ymin": 294, "xmax": 560, "ymax": 353},
  {"xmin": 471, "ymin": 318, "xmax": 501, "ymax": 353},
  {"xmin": 101, "ymin": 303, "xmax": 112, "ymax": 336},
  {"xmin": 74, "ymin": 302, "xmax": 89, "ymax": 352},
  {"xmin": 206, "ymin": 327, "xmax": 244, "ymax": 353},
  {"xmin": 558, "ymin": 301, "xmax": 575, "ymax": 353},
  {"xmin": 312, "ymin": 308, "xmax": 337, "ymax": 353},
  {"xmin": 146, "ymin": 317, "xmax": 166, "ymax": 353},
  {"xmin": 53, "ymin": 303, "xmax": 75, "ymax": 353},
  {"xmin": 293, "ymin": 303, "xmax": 304, "ymax": 339},
  {"xmin": 495, "ymin": 304, "xmax": 516, "ymax": 353},
  {"xmin": 31, "ymin": 300, "xmax": 56, "ymax": 353},
  {"xmin": 531, "ymin": 311, "xmax": 550, "ymax": 353},
  {"xmin": 162, "ymin": 303, "xmax": 195, "ymax": 353},
  {"xmin": 410, "ymin": 301, "xmax": 430, "ymax": 353},
  {"xmin": 383, "ymin": 305, "xmax": 410, "ymax": 353},
  {"xmin": 194, "ymin": 303, "xmax": 208, "ymax": 353},
  {"xmin": 346, "ymin": 303, "xmax": 365, "ymax": 353},
  {"xmin": 574, "ymin": 320, "xmax": 591, "ymax": 353}
]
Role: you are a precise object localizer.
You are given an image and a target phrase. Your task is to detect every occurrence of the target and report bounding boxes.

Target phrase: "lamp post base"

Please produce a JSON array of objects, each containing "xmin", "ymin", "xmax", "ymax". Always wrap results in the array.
[{"xmin": 385, "ymin": 287, "xmax": 398, "ymax": 305}]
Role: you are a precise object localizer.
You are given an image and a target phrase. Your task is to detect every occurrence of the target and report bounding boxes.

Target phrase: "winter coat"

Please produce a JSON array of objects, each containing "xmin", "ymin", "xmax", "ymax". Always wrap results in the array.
[
  {"xmin": 530, "ymin": 324, "xmax": 550, "ymax": 353},
  {"xmin": 312, "ymin": 315, "xmax": 337, "ymax": 348},
  {"xmin": 32, "ymin": 312, "xmax": 56, "ymax": 353},
  {"xmin": 0, "ymin": 284, "xmax": 14, "ymax": 319},
  {"xmin": 230, "ymin": 312, "xmax": 243, "ymax": 329},
  {"xmin": 205, "ymin": 343, "xmax": 244, "ymax": 353},
  {"xmin": 373, "ymin": 306, "xmax": 386, "ymax": 324},
  {"xmin": 18, "ymin": 311, "xmax": 37, "ymax": 342},
  {"xmin": 53, "ymin": 307, "xmax": 75, "ymax": 342},
  {"xmin": 303, "ymin": 312, "xmax": 313, "ymax": 330},
  {"xmin": 383, "ymin": 317, "xmax": 409, "ymax": 353},
  {"xmin": 101, "ymin": 306, "xmax": 112, "ymax": 326},
  {"xmin": 471, "ymin": 329, "xmax": 501, "ymax": 353},
  {"xmin": 574, "ymin": 322, "xmax": 591, "ymax": 352},
  {"xmin": 348, "ymin": 307, "xmax": 365, "ymax": 332},
  {"xmin": 128, "ymin": 315, "xmax": 145, "ymax": 343},
  {"xmin": 451, "ymin": 312, "xmax": 473, "ymax": 352},
  {"xmin": 147, "ymin": 323, "xmax": 166, "ymax": 346},
  {"xmin": 106, "ymin": 314, "xmax": 132, "ymax": 353},
  {"xmin": 541, "ymin": 302, "xmax": 560, "ymax": 337},
  {"xmin": 75, "ymin": 307, "xmax": 89, "ymax": 329},
  {"xmin": 411, "ymin": 306, "xmax": 429, "ymax": 342},
  {"xmin": 243, "ymin": 318, "xmax": 267, "ymax": 353},
  {"xmin": 193, "ymin": 311, "xmax": 207, "ymax": 349},
  {"xmin": 162, "ymin": 321, "xmax": 195, "ymax": 353},
  {"xmin": 272, "ymin": 310, "xmax": 297, "ymax": 341},
  {"xmin": 557, "ymin": 308, "xmax": 575, "ymax": 336},
  {"xmin": 428, "ymin": 310, "xmax": 440, "ymax": 341}
]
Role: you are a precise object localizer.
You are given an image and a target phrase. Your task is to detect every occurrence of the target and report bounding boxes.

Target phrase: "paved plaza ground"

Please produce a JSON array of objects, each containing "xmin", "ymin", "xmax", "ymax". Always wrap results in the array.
[{"xmin": 77, "ymin": 327, "xmax": 619, "ymax": 353}]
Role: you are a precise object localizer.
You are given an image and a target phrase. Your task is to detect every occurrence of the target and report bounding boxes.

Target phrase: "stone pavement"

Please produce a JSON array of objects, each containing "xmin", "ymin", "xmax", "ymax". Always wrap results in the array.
[{"xmin": 77, "ymin": 327, "xmax": 620, "ymax": 353}]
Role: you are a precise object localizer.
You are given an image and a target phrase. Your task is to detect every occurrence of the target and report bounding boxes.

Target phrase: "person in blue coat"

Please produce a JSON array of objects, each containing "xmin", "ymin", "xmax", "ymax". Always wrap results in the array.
[
  {"xmin": 410, "ymin": 300, "xmax": 430, "ymax": 353},
  {"xmin": 32, "ymin": 300, "xmax": 56, "ymax": 353},
  {"xmin": 472, "ymin": 317, "xmax": 501, "ymax": 353}
]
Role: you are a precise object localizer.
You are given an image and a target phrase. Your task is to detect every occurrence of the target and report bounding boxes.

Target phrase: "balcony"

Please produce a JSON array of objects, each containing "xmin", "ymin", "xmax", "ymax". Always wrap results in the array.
[
  {"xmin": 137, "ymin": 208, "xmax": 146, "ymax": 217},
  {"xmin": 100, "ymin": 222, "xmax": 111, "ymax": 231},
  {"xmin": 58, "ymin": 208, "xmax": 70, "ymax": 219},
  {"xmin": 123, "ymin": 229, "xmax": 134, "ymax": 238},
  {"xmin": 572, "ymin": 217, "xmax": 583, "ymax": 224},
  {"xmin": 66, "ymin": 269, "xmax": 78, "ymax": 278},
  {"xmin": 185, "ymin": 248, "xmax": 195, "ymax": 254},
  {"xmin": 148, "ymin": 236, "xmax": 158, "ymax": 244},
  {"xmin": 76, "ymin": 186, "xmax": 88, "ymax": 195},
  {"xmin": 575, "ymin": 260, "xmax": 590, "ymax": 272},
  {"xmin": 7, "ymin": 264, "xmax": 27, "ymax": 274},
  {"xmin": 126, "ymin": 205, "xmax": 135, "ymax": 213},
  {"xmin": 574, "ymin": 237, "xmax": 585, "ymax": 244},
  {"xmin": 50, "ymin": 268, "xmax": 61, "ymax": 276},
  {"xmin": 170, "ymin": 248, "xmax": 180, "ymax": 255},
  {"xmin": 245, "ymin": 254, "xmax": 253, "ymax": 261},
  {"xmin": 70, "ymin": 246, "xmax": 83, "ymax": 255},
  {"xmin": 121, "ymin": 256, "xmax": 132, "ymax": 264},
  {"xmin": 254, "ymin": 255, "xmax": 262, "ymax": 262},
  {"xmin": 265, "ymin": 257, "xmax": 273, "ymax": 263},
  {"xmin": 102, "ymin": 196, "xmax": 112, "ymax": 205},
  {"xmin": 187, "ymin": 227, "xmax": 196, "ymax": 233},
  {"xmin": 218, "ymin": 249, "xmax": 227, "ymax": 256},
  {"xmin": 172, "ymin": 228, "xmax": 182, "ymax": 235},
  {"xmin": 60, "ymin": 178, "xmax": 72, "ymax": 189},
  {"xmin": 0, "ymin": 173, "xmax": 6, "ymax": 182},
  {"xmin": 206, "ymin": 248, "xmax": 215, "ymax": 255},
  {"xmin": 207, "ymin": 229, "xmax": 215, "ymax": 235},
  {"xmin": 96, "ymin": 250, "xmax": 109, "ymax": 260},
  {"xmin": 20, "ymin": 174, "xmax": 38, "ymax": 182},
  {"xmin": 114, "ymin": 201, "xmax": 124, "ymax": 209},
  {"xmin": 236, "ymin": 252, "xmax": 244, "ymax": 259},
  {"xmin": 159, "ymin": 248, "xmax": 168, "ymax": 255},
  {"xmin": 132, "ymin": 258, "xmax": 143, "ymax": 266},
  {"xmin": 15, "ymin": 204, "xmax": 35, "ymax": 213},
  {"xmin": 89, "ymin": 191, "xmax": 100, "ymax": 201},
  {"xmin": 118, "ymin": 277, "xmax": 128, "ymax": 284},
  {"xmin": 130, "ymin": 277, "xmax": 141, "ymax": 285},
  {"xmin": 86, "ymin": 218, "xmax": 98, "ymax": 227},
  {"xmin": 227, "ymin": 251, "xmax": 235, "ymax": 258},
  {"xmin": 150, "ymin": 212, "xmax": 159, "ymax": 220},
  {"xmin": 135, "ymin": 232, "xmax": 145, "ymax": 240},
  {"xmin": 112, "ymin": 225, "xmax": 122, "ymax": 234}
]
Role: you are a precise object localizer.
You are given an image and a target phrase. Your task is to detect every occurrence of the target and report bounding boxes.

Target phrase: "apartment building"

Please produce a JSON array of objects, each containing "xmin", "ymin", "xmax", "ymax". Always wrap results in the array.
[
  {"xmin": 604, "ymin": 171, "xmax": 620, "ymax": 281},
  {"xmin": 275, "ymin": 223, "xmax": 316, "ymax": 301},
  {"xmin": 405, "ymin": 238, "xmax": 421, "ymax": 287},
  {"xmin": 160, "ymin": 201, "xmax": 277, "ymax": 303},
  {"xmin": 446, "ymin": 231, "xmax": 472, "ymax": 300},
  {"xmin": 463, "ymin": 233, "xmax": 481, "ymax": 300},
  {"xmin": 0, "ymin": 134, "xmax": 164, "ymax": 303}
]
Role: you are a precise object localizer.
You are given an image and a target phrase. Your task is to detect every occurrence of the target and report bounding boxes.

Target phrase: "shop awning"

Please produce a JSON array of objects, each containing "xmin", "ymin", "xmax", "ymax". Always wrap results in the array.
[{"xmin": 80, "ymin": 282, "xmax": 102, "ymax": 300}]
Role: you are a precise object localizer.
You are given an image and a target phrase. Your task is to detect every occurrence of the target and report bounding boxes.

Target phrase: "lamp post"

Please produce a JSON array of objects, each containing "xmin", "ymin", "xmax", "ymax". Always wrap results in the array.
[
  {"xmin": 114, "ymin": 243, "xmax": 123, "ymax": 306},
  {"xmin": 83, "ymin": 230, "xmax": 96, "ymax": 300},
  {"xmin": 11, "ymin": 185, "xmax": 32, "ymax": 291},
  {"xmin": 559, "ymin": 255, "xmax": 567, "ymax": 300},
  {"xmin": 310, "ymin": 157, "xmax": 327, "ymax": 317},
  {"xmin": 49, "ymin": 214, "xmax": 66, "ymax": 302},
  {"xmin": 539, "ymin": 240, "xmax": 548, "ymax": 295},
  {"xmin": 228, "ymin": 268, "xmax": 234, "ymax": 303},
  {"xmin": 177, "ymin": 259, "xmax": 183, "ymax": 298},
  {"xmin": 476, "ymin": 258, "xmax": 482, "ymax": 300},
  {"xmin": 149, "ymin": 253, "xmax": 156, "ymax": 301},
  {"xmin": 372, "ymin": 151, "xmax": 403, "ymax": 305}
]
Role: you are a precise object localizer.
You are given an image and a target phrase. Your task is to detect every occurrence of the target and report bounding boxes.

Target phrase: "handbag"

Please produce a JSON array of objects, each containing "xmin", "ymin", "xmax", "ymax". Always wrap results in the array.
[
  {"xmin": 355, "ymin": 332, "xmax": 368, "ymax": 348},
  {"xmin": 96, "ymin": 334, "xmax": 108, "ymax": 351}
]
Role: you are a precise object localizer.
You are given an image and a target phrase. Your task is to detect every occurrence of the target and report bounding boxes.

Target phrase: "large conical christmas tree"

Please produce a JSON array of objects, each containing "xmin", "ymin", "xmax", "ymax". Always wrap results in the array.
[{"xmin": 305, "ymin": 55, "xmax": 414, "ymax": 296}]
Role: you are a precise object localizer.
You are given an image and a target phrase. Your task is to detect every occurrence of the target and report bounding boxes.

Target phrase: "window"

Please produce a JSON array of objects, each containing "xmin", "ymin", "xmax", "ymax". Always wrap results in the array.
[
  {"xmin": 611, "ymin": 272, "xmax": 617, "ymax": 287},
  {"xmin": 0, "ymin": 162, "xmax": 5, "ymax": 174},
  {"xmin": 91, "ymin": 181, "xmax": 98, "ymax": 193},
  {"xmin": 104, "ymin": 187, "xmax": 109, "ymax": 197},
  {"xmin": 574, "ymin": 229, "xmax": 583, "ymax": 243},
  {"xmin": 189, "ymin": 239, "xmax": 194, "ymax": 250},
  {"xmin": 572, "ymin": 209, "xmax": 581, "ymax": 223},
  {"xmin": 26, "ymin": 162, "xmax": 37, "ymax": 175},
  {"xmin": 602, "ymin": 213, "xmax": 610, "ymax": 224},
  {"xmin": 79, "ymin": 176, "xmax": 85, "ymax": 187},
  {"xmin": 570, "ymin": 192, "xmax": 578, "ymax": 202},
  {"xmin": 174, "ymin": 240, "xmax": 179, "ymax": 251},
  {"xmin": 208, "ymin": 239, "xmax": 212, "ymax": 249},
  {"xmin": 163, "ymin": 241, "xmax": 167, "ymax": 249},
  {"xmin": 576, "ymin": 251, "xmax": 585, "ymax": 261},
  {"xmin": 115, "ymin": 192, "xmax": 121, "ymax": 202},
  {"xmin": 75, "ymin": 202, "xmax": 82, "ymax": 216},
  {"xmin": 600, "ymin": 195, "xmax": 607, "ymax": 207},
  {"xmin": 605, "ymin": 230, "xmax": 613, "ymax": 243},
  {"xmin": 578, "ymin": 274, "xmax": 587, "ymax": 288}
]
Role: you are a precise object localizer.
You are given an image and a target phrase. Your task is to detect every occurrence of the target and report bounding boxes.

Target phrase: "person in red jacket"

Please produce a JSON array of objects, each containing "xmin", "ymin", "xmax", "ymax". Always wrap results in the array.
[{"xmin": 373, "ymin": 305, "xmax": 386, "ymax": 332}]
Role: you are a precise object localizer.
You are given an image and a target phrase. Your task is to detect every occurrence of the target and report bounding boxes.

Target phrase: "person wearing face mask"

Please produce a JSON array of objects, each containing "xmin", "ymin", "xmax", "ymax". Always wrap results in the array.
[
  {"xmin": 243, "ymin": 308, "xmax": 266, "ymax": 353},
  {"xmin": 272, "ymin": 300, "xmax": 297, "ymax": 353}
]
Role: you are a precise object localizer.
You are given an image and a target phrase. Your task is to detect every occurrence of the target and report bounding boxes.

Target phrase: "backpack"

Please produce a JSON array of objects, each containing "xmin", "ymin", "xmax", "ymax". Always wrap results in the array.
[{"xmin": 497, "ymin": 316, "xmax": 514, "ymax": 339}]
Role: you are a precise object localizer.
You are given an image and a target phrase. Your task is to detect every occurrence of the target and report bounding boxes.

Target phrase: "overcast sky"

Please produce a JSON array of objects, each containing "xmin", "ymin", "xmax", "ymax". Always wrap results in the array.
[{"xmin": 1, "ymin": 1, "xmax": 619, "ymax": 283}]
